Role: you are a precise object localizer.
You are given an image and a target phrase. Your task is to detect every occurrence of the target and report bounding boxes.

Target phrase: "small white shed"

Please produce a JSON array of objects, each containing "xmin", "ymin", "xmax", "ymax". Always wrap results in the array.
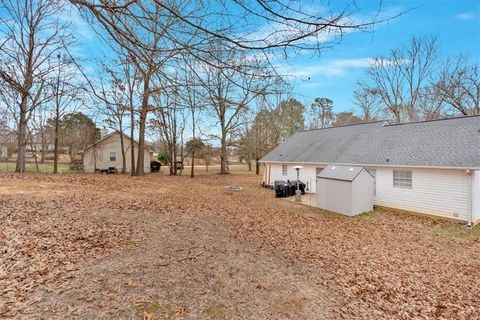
[{"xmin": 316, "ymin": 165, "xmax": 374, "ymax": 217}]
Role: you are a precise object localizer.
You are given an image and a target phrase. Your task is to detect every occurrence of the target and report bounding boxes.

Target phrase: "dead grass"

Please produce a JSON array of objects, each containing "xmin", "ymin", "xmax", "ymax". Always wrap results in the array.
[
  {"xmin": 430, "ymin": 224, "xmax": 480, "ymax": 242},
  {"xmin": 1, "ymin": 169, "xmax": 479, "ymax": 319},
  {"xmin": 0, "ymin": 161, "xmax": 73, "ymax": 173}
]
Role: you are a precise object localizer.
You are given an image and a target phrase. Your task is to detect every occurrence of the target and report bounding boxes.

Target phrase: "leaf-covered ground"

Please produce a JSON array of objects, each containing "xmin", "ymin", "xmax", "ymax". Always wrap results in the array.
[{"xmin": 1, "ymin": 170, "xmax": 479, "ymax": 319}]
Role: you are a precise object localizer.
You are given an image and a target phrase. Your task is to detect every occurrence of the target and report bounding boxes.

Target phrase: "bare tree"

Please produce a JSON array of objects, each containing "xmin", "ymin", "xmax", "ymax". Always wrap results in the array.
[
  {"xmin": 67, "ymin": 0, "xmax": 387, "ymax": 176},
  {"xmin": 50, "ymin": 54, "xmax": 85, "ymax": 173},
  {"xmin": 183, "ymin": 62, "xmax": 204, "ymax": 178},
  {"xmin": 416, "ymin": 85, "xmax": 447, "ymax": 120},
  {"xmin": 352, "ymin": 84, "xmax": 381, "ymax": 121},
  {"xmin": 310, "ymin": 98, "xmax": 334, "ymax": 129},
  {"xmin": 68, "ymin": 0, "xmax": 385, "ymax": 52},
  {"xmin": 365, "ymin": 37, "xmax": 438, "ymax": 123},
  {"xmin": 96, "ymin": 59, "xmax": 142, "ymax": 174},
  {"xmin": 436, "ymin": 56, "xmax": 479, "ymax": 116},
  {"xmin": 0, "ymin": 0, "xmax": 71, "ymax": 172},
  {"xmin": 152, "ymin": 75, "xmax": 189, "ymax": 176},
  {"xmin": 196, "ymin": 47, "xmax": 271, "ymax": 174}
]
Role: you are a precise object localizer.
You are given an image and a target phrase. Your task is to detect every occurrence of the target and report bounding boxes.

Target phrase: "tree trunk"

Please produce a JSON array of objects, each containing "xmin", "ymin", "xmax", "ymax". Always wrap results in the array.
[
  {"xmin": 16, "ymin": 106, "xmax": 27, "ymax": 173},
  {"xmin": 130, "ymin": 114, "xmax": 135, "ymax": 176},
  {"xmin": 255, "ymin": 157, "xmax": 260, "ymax": 175},
  {"xmin": 220, "ymin": 126, "xmax": 228, "ymax": 174},
  {"xmin": 119, "ymin": 130, "xmax": 126, "ymax": 174},
  {"xmin": 30, "ymin": 140, "xmax": 39, "ymax": 172},
  {"xmin": 190, "ymin": 150, "xmax": 195, "ymax": 178},
  {"xmin": 169, "ymin": 147, "xmax": 174, "ymax": 175},
  {"xmin": 395, "ymin": 111, "xmax": 401, "ymax": 124},
  {"xmin": 136, "ymin": 110, "xmax": 146, "ymax": 176},
  {"xmin": 173, "ymin": 138, "xmax": 177, "ymax": 176},
  {"xmin": 40, "ymin": 124, "xmax": 46, "ymax": 163},
  {"xmin": 53, "ymin": 116, "xmax": 59, "ymax": 174},
  {"xmin": 93, "ymin": 144, "xmax": 97, "ymax": 172}
]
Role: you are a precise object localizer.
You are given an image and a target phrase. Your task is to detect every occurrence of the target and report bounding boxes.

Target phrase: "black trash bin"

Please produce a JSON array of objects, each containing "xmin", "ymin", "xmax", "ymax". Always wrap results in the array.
[
  {"xmin": 150, "ymin": 161, "xmax": 161, "ymax": 172},
  {"xmin": 274, "ymin": 180, "xmax": 289, "ymax": 198},
  {"xmin": 289, "ymin": 180, "xmax": 306, "ymax": 195}
]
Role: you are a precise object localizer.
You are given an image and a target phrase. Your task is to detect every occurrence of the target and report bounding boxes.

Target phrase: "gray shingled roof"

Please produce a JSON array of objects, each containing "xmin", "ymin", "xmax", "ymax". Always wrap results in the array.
[
  {"xmin": 317, "ymin": 165, "xmax": 373, "ymax": 181},
  {"xmin": 260, "ymin": 116, "xmax": 480, "ymax": 168}
]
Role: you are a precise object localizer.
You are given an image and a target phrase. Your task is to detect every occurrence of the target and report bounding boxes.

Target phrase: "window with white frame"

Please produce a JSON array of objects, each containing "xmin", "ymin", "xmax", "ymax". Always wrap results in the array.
[
  {"xmin": 393, "ymin": 170, "xmax": 412, "ymax": 188},
  {"xmin": 109, "ymin": 152, "xmax": 116, "ymax": 162},
  {"xmin": 282, "ymin": 165, "xmax": 287, "ymax": 176}
]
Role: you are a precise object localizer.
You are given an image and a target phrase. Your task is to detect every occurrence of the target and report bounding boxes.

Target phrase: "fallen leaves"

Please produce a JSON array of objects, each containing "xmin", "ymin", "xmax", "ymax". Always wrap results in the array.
[{"xmin": 0, "ymin": 172, "xmax": 479, "ymax": 319}]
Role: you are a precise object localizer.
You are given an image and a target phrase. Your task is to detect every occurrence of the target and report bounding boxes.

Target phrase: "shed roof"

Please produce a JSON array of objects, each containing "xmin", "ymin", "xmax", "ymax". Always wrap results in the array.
[
  {"xmin": 317, "ymin": 165, "xmax": 373, "ymax": 181},
  {"xmin": 260, "ymin": 115, "xmax": 480, "ymax": 169}
]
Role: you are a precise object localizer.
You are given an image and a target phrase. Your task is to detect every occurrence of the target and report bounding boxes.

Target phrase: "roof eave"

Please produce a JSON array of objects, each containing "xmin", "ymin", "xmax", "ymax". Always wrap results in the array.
[{"xmin": 259, "ymin": 160, "xmax": 480, "ymax": 170}]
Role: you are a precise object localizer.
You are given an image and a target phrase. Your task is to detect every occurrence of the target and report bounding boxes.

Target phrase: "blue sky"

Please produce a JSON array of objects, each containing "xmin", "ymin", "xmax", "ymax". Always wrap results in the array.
[
  {"xmin": 64, "ymin": 0, "xmax": 480, "ymax": 118},
  {"xmin": 283, "ymin": 0, "xmax": 480, "ymax": 113}
]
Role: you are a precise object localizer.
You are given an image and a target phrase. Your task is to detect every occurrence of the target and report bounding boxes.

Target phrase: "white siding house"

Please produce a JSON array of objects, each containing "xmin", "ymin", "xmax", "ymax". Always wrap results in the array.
[
  {"xmin": 0, "ymin": 145, "xmax": 7, "ymax": 160},
  {"xmin": 83, "ymin": 131, "xmax": 152, "ymax": 174},
  {"xmin": 260, "ymin": 116, "xmax": 480, "ymax": 225},
  {"xmin": 374, "ymin": 168, "xmax": 471, "ymax": 221},
  {"xmin": 268, "ymin": 163, "xmax": 321, "ymax": 193}
]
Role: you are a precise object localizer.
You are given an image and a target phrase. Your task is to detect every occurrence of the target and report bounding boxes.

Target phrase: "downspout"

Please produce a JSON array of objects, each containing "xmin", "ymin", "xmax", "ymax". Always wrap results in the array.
[{"xmin": 467, "ymin": 169, "xmax": 473, "ymax": 227}]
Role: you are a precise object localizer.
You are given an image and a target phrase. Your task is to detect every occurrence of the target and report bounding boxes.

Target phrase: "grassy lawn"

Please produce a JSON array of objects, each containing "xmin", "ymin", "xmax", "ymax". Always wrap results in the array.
[
  {"xmin": 1, "ymin": 168, "xmax": 479, "ymax": 319},
  {"xmin": 0, "ymin": 161, "xmax": 73, "ymax": 173}
]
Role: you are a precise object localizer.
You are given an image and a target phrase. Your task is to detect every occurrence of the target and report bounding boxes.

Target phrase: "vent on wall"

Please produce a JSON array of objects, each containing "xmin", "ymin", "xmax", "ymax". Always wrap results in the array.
[{"xmin": 453, "ymin": 212, "xmax": 459, "ymax": 218}]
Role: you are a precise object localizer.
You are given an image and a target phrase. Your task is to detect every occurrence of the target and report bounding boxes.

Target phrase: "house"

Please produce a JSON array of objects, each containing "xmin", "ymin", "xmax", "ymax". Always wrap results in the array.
[
  {"xmin": 0, "ymin": 145, "xmax": 7, "ymax": 160},
  {"xmin": 83, "ymin": 131, "xmax": 153, "ymax": 174},
  {"xmin": 0, "ymin": 130, "xmax": 16, "ymax": 160},
  {"xmin": 260, "ymin": 115, "xmax": 480, "ymax": 225}
]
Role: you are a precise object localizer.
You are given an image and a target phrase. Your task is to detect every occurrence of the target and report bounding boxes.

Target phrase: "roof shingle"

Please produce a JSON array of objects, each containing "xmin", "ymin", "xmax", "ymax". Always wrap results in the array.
[{"xmin": 260, "ymin": 116, "xmax": 480, "ymax": 168}]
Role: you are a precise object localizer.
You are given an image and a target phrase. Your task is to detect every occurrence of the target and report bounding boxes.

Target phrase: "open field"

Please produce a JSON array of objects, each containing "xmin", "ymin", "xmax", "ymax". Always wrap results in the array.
[
  {"xmin": 0, "ymin": 161, "xmax": 73, "ymax": 174},
  {"xmin": 1, "ymin": 168, "xmax": 479, "ymax": 319}
]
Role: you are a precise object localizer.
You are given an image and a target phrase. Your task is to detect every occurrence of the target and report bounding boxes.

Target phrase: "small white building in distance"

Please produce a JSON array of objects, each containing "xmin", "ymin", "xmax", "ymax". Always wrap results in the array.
[
  {"xmin": 260, "ymin": 116, "xmax": 480, "ymax": 225},
  {"xmin": 83, "ymin": 131, "xmax": 153, "ymax": 174},
  {"xmin": 0, "ymin": 145, "xmax": 7, "ymax": 160}
]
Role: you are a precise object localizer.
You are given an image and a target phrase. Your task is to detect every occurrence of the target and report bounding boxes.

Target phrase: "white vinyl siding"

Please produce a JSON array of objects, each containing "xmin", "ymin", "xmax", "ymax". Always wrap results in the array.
[
  {"xmin": 282, "ymin": 164, "xmax": 288, "ymax": 176},
  {"xmin": 375, "ymin": 168, "xmax": 470, "ymax": 221},
  {"xmin": 83, "ymin": 132, "xmax": 152, "ymax": 174},
  {"xmin": 393, "ymin": 170, "xmax": 412, "ymax": 188},
  {"xmin": 317, "ymin": 169, "xmax": 374, "ymax": 217},
  {"xmin": 473, "ymin": 170, "xmax": 480, "ymax": 223},
  {"xmin": 266, "ymin": 164, "xmax": 473, "ymax": 222},
  {"xmin": 269, "ymin": 164, "xmax": 318, "ymax": 193}
]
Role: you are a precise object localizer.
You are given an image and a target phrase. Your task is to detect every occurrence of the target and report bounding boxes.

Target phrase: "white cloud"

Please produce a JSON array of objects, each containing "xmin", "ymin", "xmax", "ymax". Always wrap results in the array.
[
  {"xmin": 278, "ymin": 58, "xmax": 374, "ymax": 78},
  {"xmin": 455, "ymin": 12, "xmax": 475, "ymax": 20}
]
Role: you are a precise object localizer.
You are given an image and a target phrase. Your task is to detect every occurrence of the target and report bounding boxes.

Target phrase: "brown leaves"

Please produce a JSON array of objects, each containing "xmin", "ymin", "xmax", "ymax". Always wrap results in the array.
[
  {"xmin": 1, "ymin": 172, "xmax": 479, "ymax": 319},
  {"xmin": 0, "ymin": 176, "xmax": 133, "ymax": 317}
]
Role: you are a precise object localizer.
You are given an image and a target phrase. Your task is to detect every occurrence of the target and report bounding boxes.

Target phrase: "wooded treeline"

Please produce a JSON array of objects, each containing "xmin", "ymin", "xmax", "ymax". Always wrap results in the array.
[{"xmin": 0, "ymin": 0, "xmax": 478, "ymax": 176}]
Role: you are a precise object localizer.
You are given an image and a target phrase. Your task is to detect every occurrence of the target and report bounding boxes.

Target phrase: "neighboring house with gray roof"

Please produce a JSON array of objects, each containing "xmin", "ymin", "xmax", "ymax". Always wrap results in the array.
[{"xmin": 260, "ymin": 115, "xmax": 480, "ymax": 225}]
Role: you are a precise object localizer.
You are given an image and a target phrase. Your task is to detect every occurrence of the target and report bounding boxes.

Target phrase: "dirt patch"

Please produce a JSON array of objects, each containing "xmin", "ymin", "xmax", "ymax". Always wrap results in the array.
[{"xmin": 1, "ymin": 172, "xmax": 479, "ymax": 319}]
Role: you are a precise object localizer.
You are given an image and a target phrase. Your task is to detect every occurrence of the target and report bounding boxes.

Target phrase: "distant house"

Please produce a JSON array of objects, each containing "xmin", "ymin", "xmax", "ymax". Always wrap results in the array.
[
  {"xmin": 0, "ymin": 130, "xmax": 16, "ymax": 160},
  {"xmin": 260, "ymin": 116, "xmax": 480, "ymax": 225},
  {"xmin": 83, "ymin": 131, "xmax": 153, "ymax": 174},
  {"xmin": 0, "ymin": 145, "xmax": 7, "ymax": 160}
]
